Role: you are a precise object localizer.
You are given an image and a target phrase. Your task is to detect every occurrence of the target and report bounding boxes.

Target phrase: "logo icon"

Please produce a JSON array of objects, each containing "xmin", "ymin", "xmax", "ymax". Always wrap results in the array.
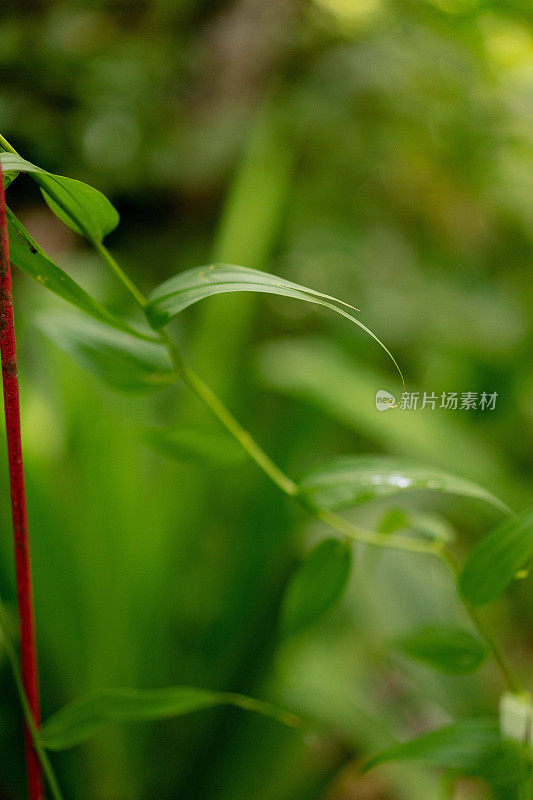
[{"xmin": 375, "ymin": 389, "xmax": 397, "ymax": 411}]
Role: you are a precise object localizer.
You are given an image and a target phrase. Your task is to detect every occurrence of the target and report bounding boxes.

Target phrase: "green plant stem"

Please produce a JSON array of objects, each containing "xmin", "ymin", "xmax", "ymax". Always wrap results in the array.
[
  {"xmin": 159, "ymin": 328, "xmax": 438, "ymax": 555},
  {"xmin": 0, "ymin": 134, "xmax": 18, "ymax": 155},
  {"xmin": 440, "ymin": 546, "xmax": 521, "ymax": 693},
  {"xmin": 315, "ymin": 507, "xmax": 440, "ymax": 556},
  {"xmin": 94, "ymin": 242, "xmax": 148, "ymax": 310},
  {"xmin": 467, "ymin": 604, "xmax": 521, "ymax": 693},
  {"xmin": 179, "ymin": 356, "xmax": 299, "ymax": 498},
  {"xmin": 0, "ymin": 600, "xmax": 64, "ymax": 800}
]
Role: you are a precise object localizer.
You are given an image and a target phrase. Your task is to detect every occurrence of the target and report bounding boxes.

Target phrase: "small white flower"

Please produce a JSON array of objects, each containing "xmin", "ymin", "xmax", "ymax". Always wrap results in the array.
[{"xmin": 499, "ymin": 692, "xmax": 533, "ymax": 749}]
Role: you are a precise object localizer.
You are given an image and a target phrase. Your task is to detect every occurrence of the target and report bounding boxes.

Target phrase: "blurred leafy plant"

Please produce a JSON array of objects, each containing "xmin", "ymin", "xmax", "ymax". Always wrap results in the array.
[{"xmin": 1, "ymin": 137, "xmax": 532, "ymax": 800}]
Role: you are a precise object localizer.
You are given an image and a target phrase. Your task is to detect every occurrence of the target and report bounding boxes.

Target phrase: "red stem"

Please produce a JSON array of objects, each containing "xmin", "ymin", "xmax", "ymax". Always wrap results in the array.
[{"xmin": 0, "ymin": 167, "xmax": 44, "ymax": 798}]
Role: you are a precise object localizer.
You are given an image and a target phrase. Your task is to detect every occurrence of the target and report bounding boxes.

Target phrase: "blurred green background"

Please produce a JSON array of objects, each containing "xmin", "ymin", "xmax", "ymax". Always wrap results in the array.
[{"xmin": 1, "ymin": 0, "xmax": 533, "ymax": 798}]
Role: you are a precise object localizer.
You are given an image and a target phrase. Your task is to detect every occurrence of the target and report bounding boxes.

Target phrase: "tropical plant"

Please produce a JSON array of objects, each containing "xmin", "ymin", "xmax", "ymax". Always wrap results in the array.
[{"xmin": 0, "ymin": 136, "xmax": 532, "ymax": 800}]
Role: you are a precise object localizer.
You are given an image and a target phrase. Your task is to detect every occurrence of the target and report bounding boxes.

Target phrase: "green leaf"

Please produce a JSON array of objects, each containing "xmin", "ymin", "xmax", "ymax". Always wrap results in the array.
[
  {"xmin": 39, "ymin": 313, "xmax": 175, "ymax": 392},
  {"xmin": 145, "ymin": 263, "xmax": 402, "ymax": 382},
  {"xmin": 394, "ymin": 625, "xmax": 487, "ymax": 674},
  {"xmin": 377, "ymin": 508, "xmax": 455, "ymax": 543},
  {"xmin": 363, "ymin": 718, "xmax": 519, "ymax": 778},
  {"xmin": 459, "ymin": 508, "xmax": 533, "ymax": 607},
  {"xmin": 378, "ymin": 508, "xmax": 409, "ymax": 534},
  {"xmin": 281, "ymin": 538, "xmax": 352, "ymax": 637},
  {"xmin": 6, "ymin": 209, "xmax": 150, "ymax": 339},
  {"xmin": 142, "ymin": 425, "xmax": 247, "ymax": 466},
  {"xmin": 298, "ymin": 455, "xmax": 511, "ymax": 516},
  {"xmin": 40, "ymin": 686, "xmax": 300, "ymax": 750},
  {"xmin": 0, "ymin": 152, "xmax": 119, "ymax": 242}
]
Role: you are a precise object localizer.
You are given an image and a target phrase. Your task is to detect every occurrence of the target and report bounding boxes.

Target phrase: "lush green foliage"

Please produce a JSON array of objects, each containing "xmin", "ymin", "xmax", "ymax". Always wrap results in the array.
[
  {"xmin": 1, "ymin": 2, "xmax": 532, "ymax": 799},
  {"xmin": 2, "ymin": 127, "xmax": 531, "ymax": 800}
]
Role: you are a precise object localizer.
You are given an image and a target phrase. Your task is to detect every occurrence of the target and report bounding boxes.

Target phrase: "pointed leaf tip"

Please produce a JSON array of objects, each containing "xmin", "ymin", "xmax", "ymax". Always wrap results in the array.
[
  {"xmin": 145, "ymin": 263, "xmax": 403, "ymax": 384},
  {"xmin": 41, "ymin": 686, "xmax": 300, "ymax": 750}
]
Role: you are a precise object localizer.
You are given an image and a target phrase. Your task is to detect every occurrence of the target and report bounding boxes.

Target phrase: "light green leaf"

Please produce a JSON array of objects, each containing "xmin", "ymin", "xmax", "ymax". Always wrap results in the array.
[
  {"xmin": 459, "ymin": 509, "xmax": 533, "ymax": 607},
  {"xmin": 145, "ymin": 263, "xmax": 402, "ymax": 382},
  {"xmin": 7, "ymin": 209, "xmax": 150, "ymax": 339},
  {"xmin": 394, "ymin": 625, "xmax": 487, "ymax": 674},
  {"xmin": 298, "ymin": 455, "xmax": 511, "ymax": 516},
  {"xmin": 41, "ymin": 686, "xmax": 300, "ymax": 750},
  {"xmin": 377, "ymin": 508, "xmax": 409, "ymax": 534},
  {"xmin": 40, "ymin": 313, "xmax": 175, "ymax": 392},
  {"xmin": 377, "ymin": 508, "xmax": 455, "ymax": 542},
  {"xmin": 142, "ymin": 425, "xmax": 247, "ymax": 467},
  {"xmin": 281, "ymin": 538, "xmax": 352, "ymax": 637},
  {"xmin": 363, "ymin": 718, "xmax": 519, "ymax": 777},
  {"xmin": 0, "ymin": 152, "xmax": 119, "ymax": 242}
]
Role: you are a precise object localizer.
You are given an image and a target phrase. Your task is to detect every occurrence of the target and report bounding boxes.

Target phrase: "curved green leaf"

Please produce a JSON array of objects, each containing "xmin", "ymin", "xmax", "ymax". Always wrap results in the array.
[
  {"xmin": 145, "ymin": 263, "xmax": 403, "ymax": 382},
  {"xmin": 0, "ymin": 152, "xmax": 119, "ymax": 242},
  {"xmin": 394, "ymin": 625, "xmax": 487, "ymax": 674},
  {"xmin": 40, "ymin": 313, "xmax": 175, "ymax": 392},
  {"xmin": 459, "ymin": 508, "xmax": 533, "ymax": 607},
  {"xmin": 41, "ymin": 686, "xmax": 300, "ymax": 750},
  {"xmin": 298, "ymin": 455, "xmax": 511, "ymax": 516},
  {"xmin": 7, "ymin": 209, "xmax": 150, "ymax": 339},
  {"xmin": 281, "ymin": 538, "xmax": 352, "ymax": 637}
]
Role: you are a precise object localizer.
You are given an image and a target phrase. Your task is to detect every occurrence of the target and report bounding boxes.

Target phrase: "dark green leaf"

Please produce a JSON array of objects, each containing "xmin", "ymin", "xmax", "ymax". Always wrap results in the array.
[
  {"xmin": 364, "ymin": 718, "xmax": 512, "ymax": 775},
  {"xmin": 459, "ymin": 509, "xmax": 533, "ymax": 606},
  {"xmin": 40, "ymin": 313, "xmax": 175, "ymax": 392},
  {"xmin": 365, "ymin": 719, "xmax": 525, "ymax": 799},
  {"xmin": 298, "ymin": 455, "xmax": 511, "ymax": 517},
  {"xmin": 41, "ymin": 686, "xmax": 300, "ymax": 750},
  {"xmin": 0, "ymin": 152, "xmax": 119, "ymax": 242},
  {"xmin": 143, "ymin": 425, "xmax": 247, "ymax": 466},
  {"xmin": 281, "ymin": 538, "xmax": 352, "ymax": 637},
  {"xmin": 145, "ymin": 263, "xmax": 402, "ymax": 381},
  {"xmin": 7, "ymin": 209, "xmax": 150, "ymax": 339},
  {"xmin": 394, "ymin": 625, "xmax": 487, "ymax": 674}
]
